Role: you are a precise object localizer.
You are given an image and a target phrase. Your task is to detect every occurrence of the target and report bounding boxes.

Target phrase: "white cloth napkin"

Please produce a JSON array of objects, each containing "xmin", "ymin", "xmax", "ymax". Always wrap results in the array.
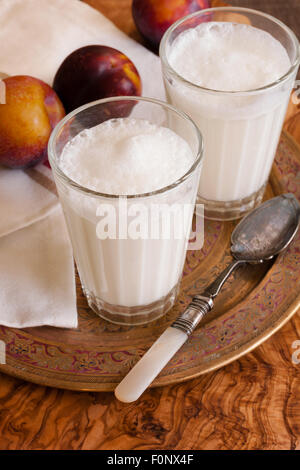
[
  {"xmin": 0, "ymin": 164, "xmax": 58, "ymax": 238},
  {"xmin": 0, "ymin": 0, "xmax": 164, "ymax": 328},
  {"xmin": 0, "ymin": 206, "xmax": 77, "ymax": 328}
]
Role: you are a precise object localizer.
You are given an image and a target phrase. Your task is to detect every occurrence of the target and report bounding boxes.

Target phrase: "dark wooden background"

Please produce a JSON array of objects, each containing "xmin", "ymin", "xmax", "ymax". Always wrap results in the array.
[
  {"xmin": 0, "ymin": 0, "xmax": 300, "ymax": 450},
  {"xmin": 231, "ymin": 0, "xmax": 300, "ymax": 31}
]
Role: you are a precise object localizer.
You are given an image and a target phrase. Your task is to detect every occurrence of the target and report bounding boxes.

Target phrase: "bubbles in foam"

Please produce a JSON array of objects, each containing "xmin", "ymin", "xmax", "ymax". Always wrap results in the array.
[
  {"xmin": 168, "ymin": 22, "xmax": 291, "ymax": 92},
  {"xmin": 59, "ymin": 118, "xmax": 194, "ymax": 195}
]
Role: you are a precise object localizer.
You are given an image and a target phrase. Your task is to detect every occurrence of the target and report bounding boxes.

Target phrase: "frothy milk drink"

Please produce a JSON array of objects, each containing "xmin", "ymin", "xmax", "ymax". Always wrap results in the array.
[
  {"xmin": 160, "ymin": 9, "xmax": 299, "ymax": 219},
  {"xmin": 53, "ymin": 113, "xmax": 202, "ymax": 325}
]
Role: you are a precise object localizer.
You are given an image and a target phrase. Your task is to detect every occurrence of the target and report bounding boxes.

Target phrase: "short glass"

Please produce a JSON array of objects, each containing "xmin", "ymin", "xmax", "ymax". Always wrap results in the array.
[
  {"xmin": 160, "ymin": 7, "xmax": 300, "ymax": 220},
  {"xmin": 48, "ymin": 97, "xmax": 203, "ymax": 325}
]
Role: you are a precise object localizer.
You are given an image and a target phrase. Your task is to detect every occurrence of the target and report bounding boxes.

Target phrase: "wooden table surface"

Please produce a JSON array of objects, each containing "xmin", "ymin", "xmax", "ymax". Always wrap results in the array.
[{"xmin": 1, "ymin": 0, "xmax": 300, "ymax": 450}]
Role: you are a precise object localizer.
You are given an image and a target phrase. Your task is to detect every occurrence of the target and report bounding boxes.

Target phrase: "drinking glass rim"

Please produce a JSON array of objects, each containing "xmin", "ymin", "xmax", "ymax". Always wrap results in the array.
[
  {"xmin": 48, "ymin": 96, "xmax": 204, "ymax": 199},
  {"xmin": 159, "ymin": 6, "xmax": 300, "ymax": 96}
]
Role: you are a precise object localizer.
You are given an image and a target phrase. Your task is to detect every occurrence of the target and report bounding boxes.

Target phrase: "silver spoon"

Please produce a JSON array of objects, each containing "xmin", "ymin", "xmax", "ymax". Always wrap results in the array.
[{"xmin": 115, "ymin": 193, "xmax": 300, "ymax": 403}]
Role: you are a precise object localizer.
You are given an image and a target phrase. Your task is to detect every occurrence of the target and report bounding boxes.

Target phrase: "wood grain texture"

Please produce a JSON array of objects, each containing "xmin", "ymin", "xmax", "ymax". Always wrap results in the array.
[
  {"xmin": 0, "ymin": 0, "xmax": 300, "ymax": 450},
  {"xmin": 0, "ymin": 314, "xmax": 299, "ymax": 450}
]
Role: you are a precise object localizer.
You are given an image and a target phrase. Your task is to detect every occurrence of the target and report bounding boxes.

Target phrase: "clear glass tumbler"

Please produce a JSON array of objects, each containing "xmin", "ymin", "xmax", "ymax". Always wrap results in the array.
[
  {"xmin": 48, "ymin": 97, "xmax": 203, "ymax": 325},
  {"xmin": 160, "ymin": 7, "xmax": 300, "ymax": 220}
]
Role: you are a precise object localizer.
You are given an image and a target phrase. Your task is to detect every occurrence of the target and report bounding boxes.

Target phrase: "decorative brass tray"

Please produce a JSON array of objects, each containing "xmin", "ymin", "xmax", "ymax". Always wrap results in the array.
[{"xmin": 0, "ymin": 131, "xmax": 299, "ymax": 392}]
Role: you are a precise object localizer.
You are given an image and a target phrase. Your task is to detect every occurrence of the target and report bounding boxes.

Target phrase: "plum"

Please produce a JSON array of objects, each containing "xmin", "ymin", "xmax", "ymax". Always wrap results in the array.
[
  {"xmin": 0, "ymin": 75, "xmax": 65, "ymax": 169},
  {"xmin": 53, "ymin": 45, "xmax": 142, "ymax": 114},
  {"xmin": 132, "ymin": 0, "xmax": 211, "ymax": 51}
]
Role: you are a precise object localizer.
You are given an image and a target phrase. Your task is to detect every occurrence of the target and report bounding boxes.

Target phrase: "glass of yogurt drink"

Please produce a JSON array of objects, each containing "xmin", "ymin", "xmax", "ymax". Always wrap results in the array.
[
  {"xmin": 160, "ymin": 7, "xmax": 300, "ymax": 220},
  {"xmin": 48, "ymin": 97, "xmax": 203, "ymax": 325}
]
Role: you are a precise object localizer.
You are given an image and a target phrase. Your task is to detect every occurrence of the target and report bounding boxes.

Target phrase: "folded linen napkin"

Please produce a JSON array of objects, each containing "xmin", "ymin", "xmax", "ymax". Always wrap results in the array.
[
  {"xmin": 0, "ymin": 205, "xmax": 77, "ymax": 328},
  {"xmin": 0, "ymin": 0, "xmax": 164, "ymax": 327},
  {"xmin": 0, "ymin": 163, "xmax": 58, "ymax": 238}
]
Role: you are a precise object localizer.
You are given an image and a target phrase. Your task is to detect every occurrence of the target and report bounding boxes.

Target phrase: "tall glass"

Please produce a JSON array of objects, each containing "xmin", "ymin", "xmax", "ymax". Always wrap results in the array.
[
  {"xmin": 48, "ymin": 97, "xmax": 203, "ymax": 325},
  {"xmin": 160, "ymin": 7, "xmax": 300, "ymax": 220}
]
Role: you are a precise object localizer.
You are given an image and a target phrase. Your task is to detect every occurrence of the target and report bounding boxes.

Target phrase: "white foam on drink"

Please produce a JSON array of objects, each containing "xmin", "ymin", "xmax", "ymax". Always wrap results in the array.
[
  {"xmin": 168, "ymin": 22, "xmax": 291, "ymax": 92},
  {"xmin": 59, "ymin": 118, "xmax": 194, "ymax": 195}
]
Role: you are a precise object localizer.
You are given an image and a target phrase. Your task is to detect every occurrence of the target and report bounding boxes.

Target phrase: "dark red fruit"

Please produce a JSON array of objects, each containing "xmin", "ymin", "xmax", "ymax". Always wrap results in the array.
[
  {"xmin": 132, "ymin": 0, "xmax": 211, "ymax": 51},
  {"xmin": 53, "ymin": 45, "xmax": 142, "ymax": 113}
]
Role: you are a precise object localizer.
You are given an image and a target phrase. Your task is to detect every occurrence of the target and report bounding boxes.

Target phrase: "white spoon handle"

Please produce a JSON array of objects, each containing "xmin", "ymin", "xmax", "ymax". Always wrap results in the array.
[{"xmin": 114, "ymin": 327, "xmax": 187, "ymax": 403}]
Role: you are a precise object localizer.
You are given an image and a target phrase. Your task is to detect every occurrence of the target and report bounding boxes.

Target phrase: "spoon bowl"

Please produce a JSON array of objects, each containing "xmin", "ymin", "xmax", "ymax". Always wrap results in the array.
[{"xmin": 231, "ymin": 193, "xmax": 300, "ymax": 261}]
